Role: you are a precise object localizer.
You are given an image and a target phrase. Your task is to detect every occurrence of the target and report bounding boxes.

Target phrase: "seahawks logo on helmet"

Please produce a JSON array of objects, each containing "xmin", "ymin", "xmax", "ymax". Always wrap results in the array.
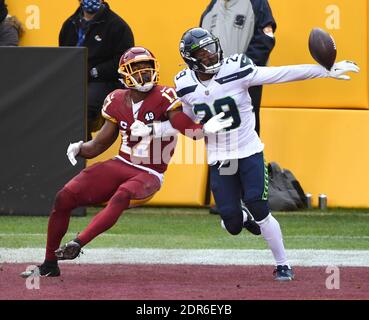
[
  {"xmin": 179, "ymin": 27, "xmax": 223, "ymax": 74},
  {"xmin": 199, "ymin": 37, "xmax": 213, "ymax": 46}
]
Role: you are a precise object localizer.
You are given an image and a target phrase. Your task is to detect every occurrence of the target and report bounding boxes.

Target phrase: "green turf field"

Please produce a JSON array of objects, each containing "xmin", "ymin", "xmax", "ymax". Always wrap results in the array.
[{"xmin": 0, "ymin": 207, "xmax": 368, "ymax": 250}]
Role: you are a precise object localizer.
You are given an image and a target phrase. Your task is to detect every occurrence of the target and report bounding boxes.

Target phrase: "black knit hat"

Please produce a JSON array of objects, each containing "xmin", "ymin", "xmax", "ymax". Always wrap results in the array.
[{"xmin": 0, "ymin": 0, "xmax": 8, "ymax": 23}]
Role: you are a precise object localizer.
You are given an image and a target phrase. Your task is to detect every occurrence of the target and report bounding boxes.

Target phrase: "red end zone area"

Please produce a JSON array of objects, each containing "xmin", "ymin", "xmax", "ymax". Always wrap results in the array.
[{"xmin": 1, "ymin": 263, "xmax": 368, "ymax": 300}]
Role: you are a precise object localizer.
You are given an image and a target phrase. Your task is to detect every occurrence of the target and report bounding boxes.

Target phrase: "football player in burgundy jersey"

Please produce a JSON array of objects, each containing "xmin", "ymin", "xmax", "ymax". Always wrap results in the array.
[{"xmin": 20, "ymin": 46, "xmax": 233, "ymax": 278}]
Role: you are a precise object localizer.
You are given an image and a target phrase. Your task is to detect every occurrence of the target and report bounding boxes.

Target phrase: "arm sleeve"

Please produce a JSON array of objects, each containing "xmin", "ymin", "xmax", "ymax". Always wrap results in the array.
[
  {"xmin": 249, "ymin": 64, "xmax": 329, "ymax": 87},
  {"xmin": 169, "ymin": 112, "xmax": 204, "ymax": 140},
  {"xmin": 152, "ymin": 121, "xmax": 179, "ymax": 138},
  {"xmin": 58, "ymin": 21, "xmax": 68, "ymax": 46},
  {"xmin": 246, "ymin": 0, "xmax": 277, "ymax": 66}
]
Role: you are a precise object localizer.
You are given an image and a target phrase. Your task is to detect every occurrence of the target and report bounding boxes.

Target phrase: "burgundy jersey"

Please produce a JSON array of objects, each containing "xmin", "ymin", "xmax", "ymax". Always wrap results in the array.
[{"xmin": 101, "ymin": 85, "xmax": 181, "ymax": 174}]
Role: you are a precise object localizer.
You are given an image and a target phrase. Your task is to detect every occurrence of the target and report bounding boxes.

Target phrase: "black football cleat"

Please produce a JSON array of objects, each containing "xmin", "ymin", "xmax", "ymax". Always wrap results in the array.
[
  {"xmin": 273, "ymin": 265, "xmax": 295, "ymax": 281},
  {"xmin": 55, "ymin": 240, "xmax": 82, "ymax": 260},
  {"xmin": 242, "ymin": 208, "xmax": 261, "ymax": 235},
  {"xmin": 20, "ymin": 263, "xmax": 60, "ymax": 278}
]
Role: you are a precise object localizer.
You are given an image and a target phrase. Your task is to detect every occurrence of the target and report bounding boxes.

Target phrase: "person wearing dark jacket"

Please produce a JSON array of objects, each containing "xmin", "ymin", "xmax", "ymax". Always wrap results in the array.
[
  {"xmin": 59, "ymin": 0, "xmax": 134, "ymax": 139},
  {"xmin": 0, "ymin": 0, "xmax": 7, "ymax": 23}
]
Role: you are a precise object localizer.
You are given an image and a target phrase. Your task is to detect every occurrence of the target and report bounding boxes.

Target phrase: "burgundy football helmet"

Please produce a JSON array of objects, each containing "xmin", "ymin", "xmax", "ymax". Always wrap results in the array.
[{"xmin": 118, "ymin": 47, "xmax": 159, "ymax": 92}]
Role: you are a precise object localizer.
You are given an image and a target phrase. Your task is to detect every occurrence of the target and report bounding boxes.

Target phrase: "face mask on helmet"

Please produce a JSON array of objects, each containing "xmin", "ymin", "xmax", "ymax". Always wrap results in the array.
[
  {"xmin": 81, "ymin": 0, "xmax": 102, "ymax": 14},
  {"xmin": 180, "ymin": 27, "xmax": 223, "ymax": 74},
  {"xmin": 118, "ymin": 47, "xmax": 160, "ymax": 92}
]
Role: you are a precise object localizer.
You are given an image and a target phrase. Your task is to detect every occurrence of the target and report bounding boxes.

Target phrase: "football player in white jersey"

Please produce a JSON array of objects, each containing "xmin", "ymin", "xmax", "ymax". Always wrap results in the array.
[{"xmin": 174, "ymin": 27, "xmax": 359, "ymax": 280}]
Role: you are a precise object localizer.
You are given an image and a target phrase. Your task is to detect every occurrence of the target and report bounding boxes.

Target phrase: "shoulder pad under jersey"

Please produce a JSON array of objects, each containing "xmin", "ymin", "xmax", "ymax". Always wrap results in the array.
[{"xmin": 174, "ymin": 68, "xmax": 198, "ymax": 98}]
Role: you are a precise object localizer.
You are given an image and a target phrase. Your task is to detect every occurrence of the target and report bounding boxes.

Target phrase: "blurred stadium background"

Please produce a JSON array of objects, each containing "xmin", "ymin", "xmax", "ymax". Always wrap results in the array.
[{"xmin": 3, "ymin": 0, "xmax": 369, "ymax": 209}]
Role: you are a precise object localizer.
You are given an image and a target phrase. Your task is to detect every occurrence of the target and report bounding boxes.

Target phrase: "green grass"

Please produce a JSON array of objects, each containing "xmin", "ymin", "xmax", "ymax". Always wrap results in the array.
[{"xmin": 0, "ymin": 207, "xmax": 368, "ymax": 250}]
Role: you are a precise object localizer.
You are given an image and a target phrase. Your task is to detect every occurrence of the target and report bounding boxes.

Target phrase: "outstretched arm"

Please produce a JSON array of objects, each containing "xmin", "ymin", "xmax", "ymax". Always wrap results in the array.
[
  {"xmin": 249, "ymin": 61, "xmax": 359, "ymax": 87},
  {"xmin": 67, "ymin": 120, "xmax": 119, "ymax": 165}
]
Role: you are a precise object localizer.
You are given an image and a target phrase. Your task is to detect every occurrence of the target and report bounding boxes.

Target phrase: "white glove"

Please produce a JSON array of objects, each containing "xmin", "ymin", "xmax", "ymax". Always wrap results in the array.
[
  {"xmin": 328, "ymin": 60, "xmax": 360, "ymax": 80},
  {"xmin": 152, "ymin": 121, "xmax": 179, "ymax": 138},
  {"xmin": 130, "ymin": 120, "xmax": 152, "ymax": 137},
  {"xmin": 66, "ymin": 141, "xmax": 83, "ymax": 166},
  {"xmin": 203, "ymin": 112, "xmax": 233, "ymax": 134}
]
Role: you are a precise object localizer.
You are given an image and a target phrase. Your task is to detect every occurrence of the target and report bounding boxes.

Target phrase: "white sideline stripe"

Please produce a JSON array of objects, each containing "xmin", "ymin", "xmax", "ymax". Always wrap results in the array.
[
  {"xmin": 0, "ymin": 233, "xmax": 369, "ymax": 240},
  {"xmin": 1, "ymin": 248, "xmax": 369, "ymax": 267}
]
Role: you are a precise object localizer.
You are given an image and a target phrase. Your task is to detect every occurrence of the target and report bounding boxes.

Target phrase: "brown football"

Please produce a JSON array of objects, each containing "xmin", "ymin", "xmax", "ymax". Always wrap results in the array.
[{"xmin": 308, "ymin": 28, "xmax": 337, "ymax": 70}]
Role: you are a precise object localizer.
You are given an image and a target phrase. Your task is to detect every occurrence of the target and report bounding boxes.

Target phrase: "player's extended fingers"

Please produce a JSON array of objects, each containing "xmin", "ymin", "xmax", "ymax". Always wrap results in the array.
[
  {"xmin": 67, "ymin": 154, "xmax": 77, "ymax": 166},
  {"xmin": 338, "ymin": 61, "xmax": 360, "ymax": 73},
  {"xmin": 130, "ymin": 120, "xmax": 144, "ymax": 130},
  {"xmin": 66, "ymin": 143, "xmax": 73, "ymax": 155},
  {"xmin": 130, "ymin": 123, "xmax": 140, "ymax": 130},
  {"xmin": 343, "ymin": 63, "xmax": 360, "ymax": 73},
  {"xmin": 213, "ymin": 112, "xmax": 225, "ymax": 120},
  {"xmin": 220, "ymin": 118, "xmax": 234, "ymax": 128},
  {"xmin": 338, "ymin": 75, "xmax": 351, "ymax": 80},
  {"xmin": 345, "ymin": 60, "xmax": 358, "ymax": 67},
  {"xmin": 349, "ymin": 64, "xmax": 360, "ymax": 73}
]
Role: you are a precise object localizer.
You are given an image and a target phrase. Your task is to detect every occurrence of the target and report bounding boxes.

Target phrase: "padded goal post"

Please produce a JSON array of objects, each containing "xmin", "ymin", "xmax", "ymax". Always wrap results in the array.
[{"xmin": 0, "ymin": 47, "xmax": 87, "ymax": 216}]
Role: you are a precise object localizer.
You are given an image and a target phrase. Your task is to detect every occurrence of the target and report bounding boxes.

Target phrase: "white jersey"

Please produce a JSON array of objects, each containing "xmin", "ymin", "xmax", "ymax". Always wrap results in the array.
[{"xmin": 174, "ymin": 54, "xmax": 328, "ymax": 164}]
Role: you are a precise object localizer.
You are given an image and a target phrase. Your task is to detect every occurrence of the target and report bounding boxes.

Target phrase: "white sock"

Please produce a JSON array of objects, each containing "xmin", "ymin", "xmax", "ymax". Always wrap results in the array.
[
  {"xmin": 220, "ymin": 219, "xmax": 226, "ymax": 230},
  {"xmin": 257, "ymin": 213, "xmax": 290, "ymax": 267},
  {"xmin": 242, "ymin": 209, "xmax": 248, "ymax": 223}
]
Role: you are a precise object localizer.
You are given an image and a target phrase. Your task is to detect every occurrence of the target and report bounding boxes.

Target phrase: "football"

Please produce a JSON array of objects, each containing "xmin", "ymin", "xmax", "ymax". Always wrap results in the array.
[{"xmin": 308, "ymin": 28, "xmax": 337, "ymax": 70}]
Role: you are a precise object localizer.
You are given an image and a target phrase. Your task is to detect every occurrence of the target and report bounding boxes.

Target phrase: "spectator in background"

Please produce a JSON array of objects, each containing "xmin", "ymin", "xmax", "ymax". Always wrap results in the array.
[
  {"xmin": 0, "ymin": 0, "xmax": 24, "ymax": 46},
  {"xmin": 59, "ymin": 0, "xmax": 134, "ymax": 140},
  {"xmin": 200, "ymin": 0, "xmax": 276, "ymax": 136},
  {"xmin": 200, "ymin": 0, "xmax": 276, "ymax": 217}
]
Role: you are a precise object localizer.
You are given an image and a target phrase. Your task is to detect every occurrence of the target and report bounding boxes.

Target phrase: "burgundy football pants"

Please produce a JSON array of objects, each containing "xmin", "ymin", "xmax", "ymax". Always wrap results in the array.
[{"xmin": 45, "ymin": 159, "xmax": 161, "ymax": 261}]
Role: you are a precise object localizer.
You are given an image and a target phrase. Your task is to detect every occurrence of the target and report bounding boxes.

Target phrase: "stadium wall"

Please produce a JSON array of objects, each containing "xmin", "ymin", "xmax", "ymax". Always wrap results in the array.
[
  {"xmin": 6, "ymin": 0, "xmax": 369, "ymax": 207},
  {"xmin": 263, "ymin": 0, "xmax": 368, "ymax": 109}
]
